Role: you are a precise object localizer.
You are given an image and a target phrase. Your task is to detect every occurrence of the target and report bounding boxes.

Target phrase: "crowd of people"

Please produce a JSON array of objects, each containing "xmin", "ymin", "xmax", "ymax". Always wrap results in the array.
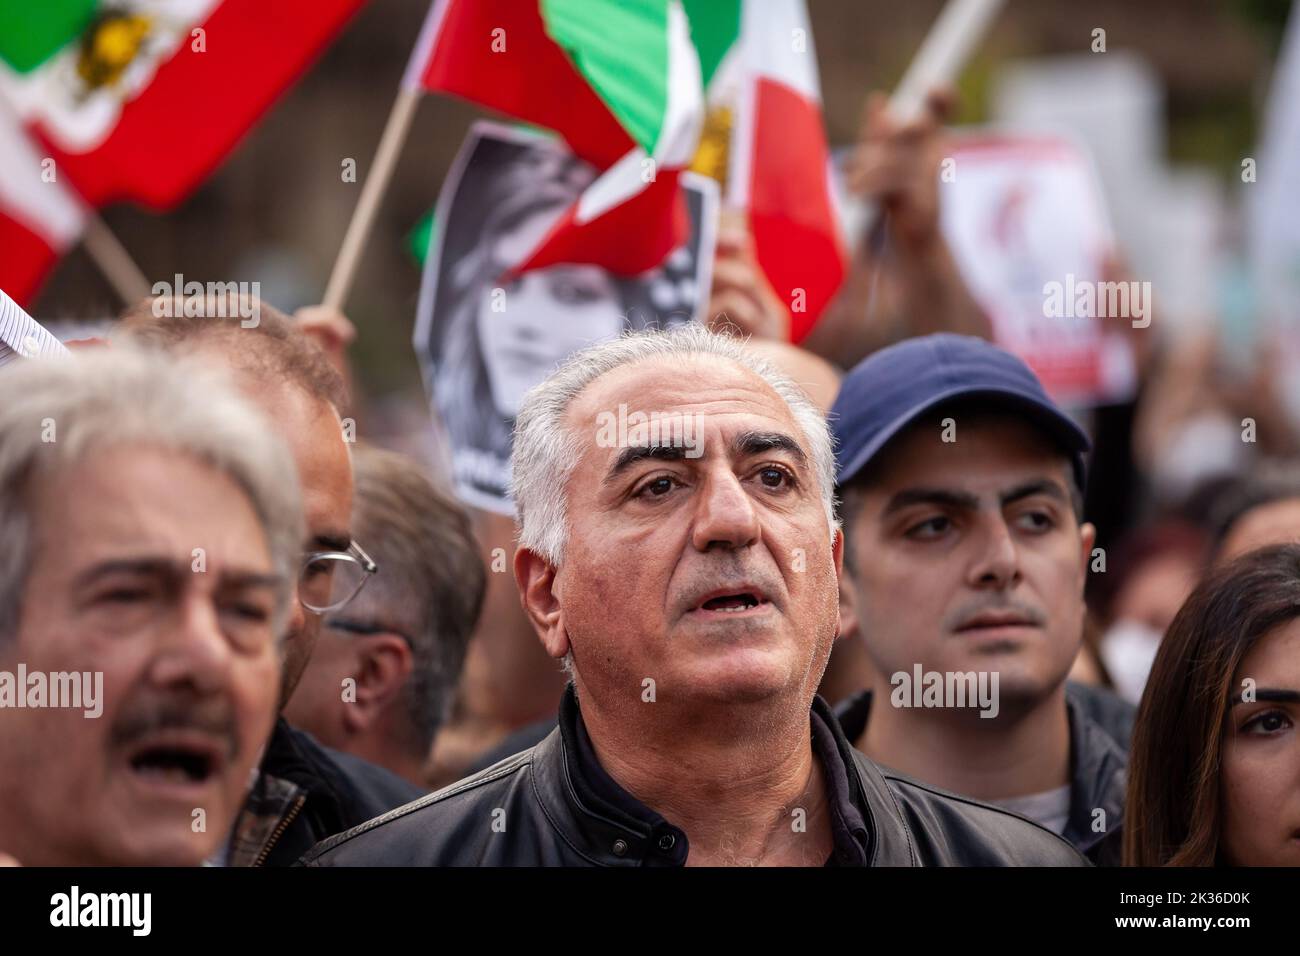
[{"xmin": 2, "ymin": 86, "xmax": 1298, "ymax": 869}]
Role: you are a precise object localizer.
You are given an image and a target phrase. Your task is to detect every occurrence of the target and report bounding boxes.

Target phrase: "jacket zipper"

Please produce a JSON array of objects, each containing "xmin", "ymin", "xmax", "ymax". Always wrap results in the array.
[{"xmin": 252, "ymin": 794, "xmax": 307, "ymax": 867}]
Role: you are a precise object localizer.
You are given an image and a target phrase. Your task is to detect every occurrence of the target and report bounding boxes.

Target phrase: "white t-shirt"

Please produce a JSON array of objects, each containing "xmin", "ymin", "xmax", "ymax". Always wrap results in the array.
[{"xmin": 988, "ymin": 784, "xmax": 1072, "ymax": 835}]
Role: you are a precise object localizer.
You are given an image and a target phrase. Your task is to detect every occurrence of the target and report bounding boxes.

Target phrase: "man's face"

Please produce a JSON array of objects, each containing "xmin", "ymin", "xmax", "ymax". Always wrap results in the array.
[
  {"xmin": 540, "ymin": 356, "xmax": 841, "ymax": 708},
  {"xmin": 0, "ymin": 447, "xmax": 282, "ymax": 865},
  {"xmin": 845, "ymin": 416, "xmax": 1094, "ymax": 708},
  {"xmin": 283, "ymin": 583, "xmax": 413, "ymax": 747},
  {"xmin": 242, "ymin": 381, "xmax": 353, "ymax": 709}
]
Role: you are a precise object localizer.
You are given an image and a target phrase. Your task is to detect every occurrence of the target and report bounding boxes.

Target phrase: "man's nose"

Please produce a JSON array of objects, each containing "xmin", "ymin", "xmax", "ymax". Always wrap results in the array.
[
  {"xmin": 967, "ymin": 515, "xmax": 1021, "ymax": 590},
  {"xmin": 691, "ymin": 470, "xmax": 760, "ymax": 551},
  {"xmin": 147, "ymin": 592, "xmax": 234, "ymax": 694}
]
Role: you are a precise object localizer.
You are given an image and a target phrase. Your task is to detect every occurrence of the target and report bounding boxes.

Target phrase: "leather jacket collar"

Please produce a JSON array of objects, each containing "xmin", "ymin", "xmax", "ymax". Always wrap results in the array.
[{"xmin": 540, "ymin": 686, "xmax": 871, "ymax": 866}]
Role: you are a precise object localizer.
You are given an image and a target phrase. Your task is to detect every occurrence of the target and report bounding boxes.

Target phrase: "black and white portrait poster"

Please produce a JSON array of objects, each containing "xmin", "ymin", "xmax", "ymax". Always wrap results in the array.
[{"xmin": 414, "ymin": 120, "xmax": 719, "ymax": 514}]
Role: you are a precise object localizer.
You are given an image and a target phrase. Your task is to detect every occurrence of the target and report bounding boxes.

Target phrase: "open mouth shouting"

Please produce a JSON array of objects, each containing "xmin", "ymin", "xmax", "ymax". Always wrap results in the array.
[{"xmin": 123, "ymin": 730, "xmax": 230, "ymax": 800}]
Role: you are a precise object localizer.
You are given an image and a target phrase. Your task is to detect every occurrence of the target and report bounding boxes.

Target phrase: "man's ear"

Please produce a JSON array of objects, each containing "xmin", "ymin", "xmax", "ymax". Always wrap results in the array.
[
  {"xmin": 1079, "ymin": 521, "xmax": 1098, "ymax": 585},
  {"xmin": 514, "ymin": 547, "xmax": 570, "ymax": 660},
  {"xmin": 832, "ymin": 528, "xmax": 851, "ymax": 641},
  {"xmin": 838, "ymin": 556, "xmax": 861, "ymax": 644},
  {"xmin": 342, "ymin": 635, "xmax": 413, "ymax": 734}
]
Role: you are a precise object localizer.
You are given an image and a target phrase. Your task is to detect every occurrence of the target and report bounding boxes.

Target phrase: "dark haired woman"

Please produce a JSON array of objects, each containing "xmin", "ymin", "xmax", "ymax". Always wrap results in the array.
[{"xmin": 1124, "ymin": 543, "xmax": 1300, "ymax": 865}]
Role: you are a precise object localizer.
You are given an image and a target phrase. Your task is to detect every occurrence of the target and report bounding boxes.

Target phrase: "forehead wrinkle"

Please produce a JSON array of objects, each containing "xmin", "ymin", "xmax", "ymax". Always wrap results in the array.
[
  {"xmin": 570, "ymin": 354, "xmax": 793, "ymax": 420},
  {"xmin": 569, "ymin": 359, "xmax": 805, "ymax": 463}
]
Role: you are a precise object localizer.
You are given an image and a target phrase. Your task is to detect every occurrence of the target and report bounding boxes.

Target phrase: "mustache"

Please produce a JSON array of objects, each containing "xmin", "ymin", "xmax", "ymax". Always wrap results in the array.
[
  {"xmin": 108, "ymin": 693, "xmax": 241, "ymax": 760},
  {"xmin": 944, "ymin": 597, "xmax": 1048, "ymax": 631},
  {"xmin": 673, "ymin": 556, "xmax": 786, "ymax": 613}
]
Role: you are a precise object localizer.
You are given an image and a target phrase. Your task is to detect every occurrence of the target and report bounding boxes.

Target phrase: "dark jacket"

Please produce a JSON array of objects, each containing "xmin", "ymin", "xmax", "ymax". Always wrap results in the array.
[
  {"xmin": 834, "ymin": 681, "xmax": 1131, "ymax": 865},
  {"xmin": 302, "ymin": 688, "xmax": 1086, "ymax": 866},
  {"xmin": 228, "ymin": 718, "xmax": 424, "ymax": 867}
]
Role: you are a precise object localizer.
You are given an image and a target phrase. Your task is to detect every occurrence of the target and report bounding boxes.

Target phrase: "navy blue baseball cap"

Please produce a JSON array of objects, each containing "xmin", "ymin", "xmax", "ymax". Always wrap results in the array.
[{"xmin": 830, "ymin": 334, "xmax": 1091, "ymax": 491}]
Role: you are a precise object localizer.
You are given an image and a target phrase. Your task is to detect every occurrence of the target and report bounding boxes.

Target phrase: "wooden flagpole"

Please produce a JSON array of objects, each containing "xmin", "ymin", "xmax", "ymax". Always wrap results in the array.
[
  {"xmin": 322, "ymin": 86, "xmax": 422, "ymax": 311},
  {"xmin": 81, "ymin": 211, "xmax": 152, "ymax": 306},
  {"xmin": 858, "ymin": 0, "xmax": 1006, "ymax": 235}
]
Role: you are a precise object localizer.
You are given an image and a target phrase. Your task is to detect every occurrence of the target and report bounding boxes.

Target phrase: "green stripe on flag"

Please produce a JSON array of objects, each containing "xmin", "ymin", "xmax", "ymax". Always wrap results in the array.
[
  {"xmin": 541, "ymin": 0, "xmax": 669, "ymax": 155},
  {"xmin": 407, "ymin": 209, "xmax": 437, "ymax": 267},
  {"xmin": 0, "ymin": 0, "xmax": 98, "ymax": 74},
  {"xmin": 682, "ymin": 0, "xmax": 740, "ymax": 89}
]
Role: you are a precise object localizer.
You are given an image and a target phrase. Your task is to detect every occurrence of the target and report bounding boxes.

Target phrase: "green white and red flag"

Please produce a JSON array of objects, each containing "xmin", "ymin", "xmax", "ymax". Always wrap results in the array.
[
  {"xmin": 405, "ymin": 0, "xmax": 704, "ymax": 276},
  {"xmin": 405, "ymin": 0, "xmax": 844, "ymax": 340},
  {"xmin": 0, "ymin": 97, "xmax": 85, "ymax": 304},
  {"xmin": 724, "ymin": 0, "xmax": 847, "ymax": 342},
  {"xmin": 0, "ymin": 0, "xmax": 367, "ymax": 210}
]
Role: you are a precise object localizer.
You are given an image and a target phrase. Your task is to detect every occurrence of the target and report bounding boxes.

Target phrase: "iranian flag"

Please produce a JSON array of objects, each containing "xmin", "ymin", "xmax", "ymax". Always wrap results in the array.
[
  {"xmin": 0, "ymin": 0, "xmax": 367, "ymax": 209},
  {"xmin": 723, "ymin": 0, "xmax": 846, "ymax": 343},
  {"xmin": 0, "ymin": 99, "xmax": 85, "ymax": 305},
  {"xmin": 406, "ymin": 0, "xmax": 843, "ymax": 340},
  {"xmin": 405, "ymin": 0, "xmax": 704, "ymax": 276}
]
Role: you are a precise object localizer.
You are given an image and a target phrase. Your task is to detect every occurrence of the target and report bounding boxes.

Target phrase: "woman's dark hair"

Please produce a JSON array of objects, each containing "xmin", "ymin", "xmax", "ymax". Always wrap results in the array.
[{"xmin": 1123, "ymin": 543, "xmax": 1300, "ymax": 865}]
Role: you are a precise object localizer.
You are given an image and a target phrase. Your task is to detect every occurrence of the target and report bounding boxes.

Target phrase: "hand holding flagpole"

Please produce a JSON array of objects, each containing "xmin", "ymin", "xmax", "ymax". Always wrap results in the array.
[{"xmin": 858, "ymin": 0, "xmax": 1005, "ymax": 235}]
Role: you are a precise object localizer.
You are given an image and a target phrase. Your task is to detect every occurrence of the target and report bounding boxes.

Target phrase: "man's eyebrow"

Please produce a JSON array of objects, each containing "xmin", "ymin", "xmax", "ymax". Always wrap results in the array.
[
  {"xmin": 604, "ymin": 444, "xmax": 688, "ymax": 483},
  {"xmin": 310, "ymin": 532, "xmax": 351, "ymax": 553},
  {"xmin": 734, "ymin": 430, "xmax": 807, "ymax": 464},
  {"xmin": 217, "ymin": 571, "xmax": 284, "ymax": 591},
  {"xmin": 882, "ymin": 487, "xmax": 981, "ymax": 516},
  {"xmin": 881, "ymin": 480, "xmax": 1068, "ymax": 517},
  {"xmin": 1230, "ymin": 688, "xmax": 1300, "ymax": 706},
  {"xmin": 1000, "ymin": 479, "xmax": 1069, "ymax": 507},
  {"xmin": 73, "ymin": 558, "xmax": 179, "ymax": 589}
]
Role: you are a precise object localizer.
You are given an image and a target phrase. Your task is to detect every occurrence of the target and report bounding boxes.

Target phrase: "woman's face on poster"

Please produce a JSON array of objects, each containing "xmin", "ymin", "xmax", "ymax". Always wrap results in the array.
[{"xmin": 476, "ymin": 207, "xmax": 624, "ymax": 417}]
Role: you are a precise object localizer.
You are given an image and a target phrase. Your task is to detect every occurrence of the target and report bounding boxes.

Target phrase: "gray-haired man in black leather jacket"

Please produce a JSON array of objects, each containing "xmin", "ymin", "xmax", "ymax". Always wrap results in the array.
[{"xmin": 303, "ymin": 326, "xmax": 1086, "ymax": 867}]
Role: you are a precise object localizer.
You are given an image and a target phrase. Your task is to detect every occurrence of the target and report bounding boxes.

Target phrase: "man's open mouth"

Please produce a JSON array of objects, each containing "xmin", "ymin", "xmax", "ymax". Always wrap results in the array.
[
  {"xmin": 692, "ymin": 589, "xmax": 770, "ymax": 614},
  {"xmin": 126, "ymin": 735, "xmax": 225, "ymax": 789}
]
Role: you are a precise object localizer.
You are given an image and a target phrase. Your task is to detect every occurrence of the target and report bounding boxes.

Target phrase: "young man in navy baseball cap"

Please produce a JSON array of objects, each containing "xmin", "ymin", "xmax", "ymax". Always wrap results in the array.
[{"xmin": 830, "ymin": 333, "xmax": 1131, "ymax": 865}]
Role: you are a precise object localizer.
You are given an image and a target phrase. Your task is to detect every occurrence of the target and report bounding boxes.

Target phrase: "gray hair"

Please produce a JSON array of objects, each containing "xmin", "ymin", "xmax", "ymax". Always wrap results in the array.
[
  {"xmin": 0, "ymin": 346, "xmax": 304, "ymax": 640},
  {"xmin": 510, "ymin": 324, "xmax": 838, "ymax": 566}
]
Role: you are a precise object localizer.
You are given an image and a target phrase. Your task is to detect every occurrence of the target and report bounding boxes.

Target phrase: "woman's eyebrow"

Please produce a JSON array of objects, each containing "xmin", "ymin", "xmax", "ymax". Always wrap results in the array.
[{"xmin": 1230, "ymin": 688, "xmax": 1300, "ymax": 706}]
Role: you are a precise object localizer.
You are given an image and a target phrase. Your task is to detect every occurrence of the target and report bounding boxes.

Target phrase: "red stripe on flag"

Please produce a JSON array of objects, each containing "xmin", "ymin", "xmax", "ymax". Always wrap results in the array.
[
  {"xmin": 747, "ymin": 78, "xmax": 845, "ymax": 343},
  {"xmin": 417, "ymin": 0, "xmax": 631, "ymax": 169},
  {"xmin": 34, "ymin": 0, "xmax": 367, "ymax": 209},
  {"xmin": 0, "ymin": 213, "xmax": 60, "ymax": 306},
  {"xmin": 516, "ymin": 171, "xmax": 688, "ymax": 277}
]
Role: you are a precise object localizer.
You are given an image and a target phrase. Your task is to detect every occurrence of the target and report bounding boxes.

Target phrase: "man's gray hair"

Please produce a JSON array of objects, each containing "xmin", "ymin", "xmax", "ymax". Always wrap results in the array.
[
  {"xmin": 348, "ymin": 446, "xmax": 484, "ymax": 757},
  {"xmin": 0, "ymin": 346, "xmax": 304, "ymax": 640},
  {"xmin": 510, "ymin": 324, "xmax": 838, "ymax": 566}
]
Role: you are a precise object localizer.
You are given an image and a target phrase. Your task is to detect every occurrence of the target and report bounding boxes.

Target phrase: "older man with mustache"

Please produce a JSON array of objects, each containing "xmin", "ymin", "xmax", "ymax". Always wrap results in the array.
[
  {"xmin": 304, "ymin": 325, "xmax": 1083, "ymax": 866},
  {"xmin": 0, "ymin": 348, "xmax": 299, "ymax": 866}
]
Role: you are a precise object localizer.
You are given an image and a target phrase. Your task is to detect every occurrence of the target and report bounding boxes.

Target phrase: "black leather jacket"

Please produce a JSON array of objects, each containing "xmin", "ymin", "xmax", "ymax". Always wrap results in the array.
[
  {"xmin": 228, "ymin": 719, "xmax": 423, "ymax": 866},
  {"xmin": 302, "ymin": 689, "xmax": 1086, "ymax": 866},
  {"xmin": 835, "ymin": 681, "xmax": 1131, "ymax": 865}
]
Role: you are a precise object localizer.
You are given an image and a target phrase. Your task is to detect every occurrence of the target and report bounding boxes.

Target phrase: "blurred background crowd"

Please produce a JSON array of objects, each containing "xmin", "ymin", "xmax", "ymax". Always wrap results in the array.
[{"xmin": 5, "ymin": 0, "xmax": 1300, "ymax": 868}]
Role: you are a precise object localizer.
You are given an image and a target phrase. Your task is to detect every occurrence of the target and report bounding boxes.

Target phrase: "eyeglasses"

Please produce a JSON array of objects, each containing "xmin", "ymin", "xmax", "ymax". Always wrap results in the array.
[{"xmin": 299, "ymin": 540, "xmax": 377, "ymax": 614}]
